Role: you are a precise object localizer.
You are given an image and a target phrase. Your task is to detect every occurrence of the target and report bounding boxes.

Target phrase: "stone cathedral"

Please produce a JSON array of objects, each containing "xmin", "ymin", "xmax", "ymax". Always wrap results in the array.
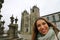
[{"xmin": 20, "ymin": 6, "xmax": 40, "ymax": 40}]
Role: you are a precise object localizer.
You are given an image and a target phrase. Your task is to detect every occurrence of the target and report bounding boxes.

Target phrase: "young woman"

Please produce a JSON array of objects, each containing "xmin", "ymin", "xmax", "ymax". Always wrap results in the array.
[{"xmin": 32, "ymin": 17, "xmax": 60, "ymax": 40}]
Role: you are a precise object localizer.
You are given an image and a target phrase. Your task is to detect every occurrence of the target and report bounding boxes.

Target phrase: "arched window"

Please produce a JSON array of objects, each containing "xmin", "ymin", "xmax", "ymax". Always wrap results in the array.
[{"xmin": 26, "ymin": 28, "xmax": 28, "ymax": 32}]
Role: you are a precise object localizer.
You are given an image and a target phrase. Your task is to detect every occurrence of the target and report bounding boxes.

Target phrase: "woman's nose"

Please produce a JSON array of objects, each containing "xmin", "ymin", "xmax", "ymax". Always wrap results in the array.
[{"xmin": 41, "ymin": 25, "xmax": 44, "ymax": 29}]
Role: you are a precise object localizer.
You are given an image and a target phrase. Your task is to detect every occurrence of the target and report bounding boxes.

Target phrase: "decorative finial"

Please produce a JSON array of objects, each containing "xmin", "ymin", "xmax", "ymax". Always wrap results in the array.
[
  {"xmin": 10, "ymin": 15, "xmax": 14, "ymax": 24},
  {"xmin": 15, "ymin": 17, "xmax": 18, "ymax": 23}
]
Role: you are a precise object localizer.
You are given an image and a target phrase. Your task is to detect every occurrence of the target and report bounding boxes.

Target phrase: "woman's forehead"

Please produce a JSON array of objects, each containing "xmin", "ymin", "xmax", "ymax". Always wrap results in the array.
[
  {"xmin": 37, "ymin": 19, "xmax": 45, "ymax": 22},
  {"xmin": 36, "ymin": 20, "xmax": 46, "ymax": 23}
]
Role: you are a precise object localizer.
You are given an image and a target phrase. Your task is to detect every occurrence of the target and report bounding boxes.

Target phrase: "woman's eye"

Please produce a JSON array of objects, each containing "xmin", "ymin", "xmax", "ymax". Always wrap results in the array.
[
  {"xmin": 42, "ymin": 22, "xmax": 46, "ymax": 25},
  {"xmin": 37, "ymin": 24, "xmax": 41, "ymax": 27}
]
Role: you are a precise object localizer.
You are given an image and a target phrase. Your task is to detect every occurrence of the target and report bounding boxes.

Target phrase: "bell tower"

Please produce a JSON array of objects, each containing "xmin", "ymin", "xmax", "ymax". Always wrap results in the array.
[
  {"xmin": 20, "ymin": 10, "xmax": 30, "ymax": 34},
  {"xmin": 30, "ymin": 5, "xmax": 40, "ymax": 34}
]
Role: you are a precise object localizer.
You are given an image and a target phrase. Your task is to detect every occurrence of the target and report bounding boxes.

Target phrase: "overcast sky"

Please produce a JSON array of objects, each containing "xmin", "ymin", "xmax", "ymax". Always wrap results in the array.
[{"xmin": 1, "ymin": 0, "xmax": 60, "ymax": 30}]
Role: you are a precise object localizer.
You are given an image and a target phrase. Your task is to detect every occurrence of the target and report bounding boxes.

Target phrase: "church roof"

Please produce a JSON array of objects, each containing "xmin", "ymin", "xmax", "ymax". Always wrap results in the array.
[
  {"xmin": 32, "ymin": 5, "xmax": 39, "ymax": 9},
  {"xmin": 42, "ymin": 11, "xmax": 60, "ymax": 17}
]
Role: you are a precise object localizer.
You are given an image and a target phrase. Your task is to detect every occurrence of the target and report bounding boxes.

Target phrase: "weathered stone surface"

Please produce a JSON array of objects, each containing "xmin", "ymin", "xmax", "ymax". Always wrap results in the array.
[
  {"xmin": 7, "ymin": 16, "xmax": 19, "ymax": 40},
  {"xmin": 20, "ymin": 6, "xmax": 40, "ymax": 40}
]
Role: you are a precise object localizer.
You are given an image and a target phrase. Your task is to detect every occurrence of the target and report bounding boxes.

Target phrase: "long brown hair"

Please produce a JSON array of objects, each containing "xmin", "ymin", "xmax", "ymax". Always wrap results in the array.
[{"xmin": 32, "ymin": 17, "xmax": 60, "ymax": 40}]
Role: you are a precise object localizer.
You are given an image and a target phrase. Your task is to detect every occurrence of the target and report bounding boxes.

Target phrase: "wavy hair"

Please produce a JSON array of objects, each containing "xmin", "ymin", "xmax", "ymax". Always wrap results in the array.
[{"xmin": 32, "ymin": 17, "xmax": 60, "ymax": 40}]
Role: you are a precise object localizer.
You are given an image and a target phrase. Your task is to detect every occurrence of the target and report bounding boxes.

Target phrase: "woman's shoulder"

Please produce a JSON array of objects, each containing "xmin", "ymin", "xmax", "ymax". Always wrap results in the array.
[
  {"xmin": 58, "ymin": 32, "xmax": 60, "ymax": 36},
  {"xmin": 57, "ymin": 32, "xmax": 60, "ymax": 40}
]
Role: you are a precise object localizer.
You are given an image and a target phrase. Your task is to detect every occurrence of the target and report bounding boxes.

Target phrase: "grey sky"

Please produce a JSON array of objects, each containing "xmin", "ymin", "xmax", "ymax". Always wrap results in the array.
[{"xmin": 1, "ymin": 0, "xmax": 60, "ymax": 30}]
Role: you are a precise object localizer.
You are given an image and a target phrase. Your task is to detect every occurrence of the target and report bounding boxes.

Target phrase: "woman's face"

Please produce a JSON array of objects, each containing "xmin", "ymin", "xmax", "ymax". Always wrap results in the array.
[{"xmin": 36, "ymin": 19, "xmax": 49, "ymax": 35}]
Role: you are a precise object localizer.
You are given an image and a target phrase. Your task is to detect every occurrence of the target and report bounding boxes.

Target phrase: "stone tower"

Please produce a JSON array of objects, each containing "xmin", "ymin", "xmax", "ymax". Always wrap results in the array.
[
  {"xmin": 20, "ymin": 10, "xmax": 30, "ymax": 34},
  {"xmin": 30, "ymin": 5, "xmax": 40, "ymax": 34},
  {"xmin": 20, "ymin": 6, "xmax": 40, "ymax": 40}
]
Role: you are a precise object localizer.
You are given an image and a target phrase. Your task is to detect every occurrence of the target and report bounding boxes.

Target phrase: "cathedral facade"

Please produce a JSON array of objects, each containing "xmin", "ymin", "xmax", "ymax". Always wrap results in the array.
[{"xmin": 20, "ymin": 6, "xmax": 40, "ymax": 40}]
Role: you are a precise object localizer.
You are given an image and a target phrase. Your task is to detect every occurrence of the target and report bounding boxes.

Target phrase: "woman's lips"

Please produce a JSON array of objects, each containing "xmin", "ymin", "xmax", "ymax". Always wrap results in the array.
[{"xmin": 42, "ymin": 30, "xmax": 46, "ymax": 33}]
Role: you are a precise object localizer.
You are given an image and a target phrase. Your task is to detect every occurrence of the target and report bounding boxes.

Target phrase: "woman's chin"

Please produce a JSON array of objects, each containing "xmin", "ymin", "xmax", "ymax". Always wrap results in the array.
[{"xmin": 41, "ymin": 31, "xmax": 48, "ymax": 35}]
